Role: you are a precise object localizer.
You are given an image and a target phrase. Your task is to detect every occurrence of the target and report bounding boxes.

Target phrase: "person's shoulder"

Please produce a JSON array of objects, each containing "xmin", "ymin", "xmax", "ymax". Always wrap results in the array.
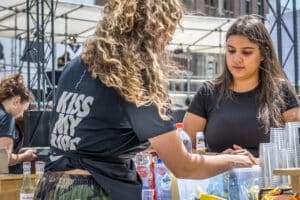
[
  {"xmin": 276, "ymin": 79, "xmax": 294, "ymax": 92},
  {"xmin": 64, "ymin": 56, "xmax": 84, "ymax": 69},
  {"xmin": 0, "ymin": 110, "xmax": 14, "ymax": 126},
  {"xmin": 202, "ymin": 81, "xmax": 215, "ymax": 89},
  {"xmin": 197, "ymin": 81, "xmax": 215, "ymax": 95},
  {"xmin": 60, "ymin": 56, "xmax": 86, "ymax": 77}
]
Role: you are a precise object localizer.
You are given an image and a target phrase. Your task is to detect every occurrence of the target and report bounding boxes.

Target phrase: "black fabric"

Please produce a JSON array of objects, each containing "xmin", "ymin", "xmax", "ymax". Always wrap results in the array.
[
  {"xmin": 23, "ymin": 110, "xmax": 51, "ymax": 147},
  {"xmin": 46, "ymin": 56, "xmax": 175, "ymax": 200},
  {"xmin": 13, "ymin": 124, "xmax": 23, "ymax": 153},
  {"xmin": 0, "ymin": 104, "xmax": 23, "ymax": 152},
  {"xmin": 188, "ymin": 82, "xmax": 299, "ymax": 157},
  {"xmin": 0, "ymin": 104, "xmax": 24, "ymax": 174}
]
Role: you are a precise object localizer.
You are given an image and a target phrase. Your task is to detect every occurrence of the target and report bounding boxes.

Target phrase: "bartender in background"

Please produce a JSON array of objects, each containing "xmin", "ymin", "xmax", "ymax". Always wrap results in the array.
[
  {"xmin": 57, "ymin": 52, "xmax": 71, "ymax": 68},
  {"xmin": 0, "ymin": 74, "xmax": 37, "ymax": 169},
  {"xmin": 183, "ymin": 15, "xmax": 300, "ymax": 164}
]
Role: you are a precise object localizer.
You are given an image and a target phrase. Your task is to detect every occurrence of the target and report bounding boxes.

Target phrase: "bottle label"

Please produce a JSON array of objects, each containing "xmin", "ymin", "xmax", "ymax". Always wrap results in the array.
[
  {"xmin": 196, "ymin": 142, "xmax": 206, "ymax": 154},
  {"xmin": 177, "ymin": 128, "xmax": 192, "ymax": 153},
  {"xmin": 155, "ymin": 165, "xmax": 171, "ymax": 200},
  {"xmin": 136, "ymin": 165, "xmax": 155, "ymax": 189},
  {"xmin": 196, "ymin": 132, "xmax": 206, "ymax": 154},
  {"xmin": 20, "ymin": 193, "xmax": 34, "ymax": 200}
]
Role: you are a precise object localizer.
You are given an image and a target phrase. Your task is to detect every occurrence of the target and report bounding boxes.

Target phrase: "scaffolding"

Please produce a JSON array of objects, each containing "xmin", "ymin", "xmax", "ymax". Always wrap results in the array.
[
  {"xmin": 0, "ymin": 0, "xmax": 299, "ymax": 106},
  {"xmin": 0, "ymin": 1, "xmax": 103, "ymax": 110},
  {"xmin": 22, "ymin": 0, "xmax": 55, "ymax": 109},
  {"xmin": 266, "ymin": 0, "xmax": 299, "ymax": 91}
]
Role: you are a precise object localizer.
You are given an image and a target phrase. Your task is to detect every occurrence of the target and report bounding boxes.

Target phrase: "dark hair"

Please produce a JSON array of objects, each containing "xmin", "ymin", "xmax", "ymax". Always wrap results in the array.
[
  {"xmin": 213, "ymin": 14, "xmax": 299, "ymax": 133},
  {"xmin": 0, "ymin": 74, "xmax": 34, "ymax": 103}
]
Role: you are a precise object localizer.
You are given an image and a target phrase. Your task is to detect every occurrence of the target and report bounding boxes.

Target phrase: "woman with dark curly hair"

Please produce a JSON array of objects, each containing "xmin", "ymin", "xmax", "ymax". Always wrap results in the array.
[
  {"xmin": 184, "ymin": 14, "xmax": 300, "ymax": 163},
  {"xmin": 0, "ymin": 74, "xmax": 36, "ymax": 168},
  {"xmin": 33, "ymin": 1, "xmax": 251, "ymax": 200}
]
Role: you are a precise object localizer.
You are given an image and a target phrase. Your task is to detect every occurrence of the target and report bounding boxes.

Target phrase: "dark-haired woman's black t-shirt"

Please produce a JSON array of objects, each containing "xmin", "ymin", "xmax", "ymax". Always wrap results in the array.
[
  {"xmin": 0, "ymin": 104, "xmax": 24, "ymax": 173},
  {"xmin": 47, "ymin": 56, "xmax": 175, "ymax": 200},
  {"xmin": 0, "ymin": 104, "xmax": 23, "ymax": 153},
  {"xmin": 187, "ymin": 82, "xmax": 299, "ymax": 157}
]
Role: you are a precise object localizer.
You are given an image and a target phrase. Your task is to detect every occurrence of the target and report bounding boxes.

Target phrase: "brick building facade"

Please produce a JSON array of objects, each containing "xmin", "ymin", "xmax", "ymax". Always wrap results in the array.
[
  {"xmin": 95, "ymin": 0, "xmax": 268, "ymax": 17},
  {"xmin": 184, "ymin": 0, "xmax": 268, "ymax": 17}
]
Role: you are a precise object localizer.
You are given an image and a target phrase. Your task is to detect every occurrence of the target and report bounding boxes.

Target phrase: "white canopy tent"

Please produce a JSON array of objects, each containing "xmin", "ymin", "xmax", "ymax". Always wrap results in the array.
[
  {"xmin": 0, "ymin": 0, "xmax": 102, "ymax": 43},
  {"xmin": 170, "ymin": 15, "xmax": 235, "ymax": 54},
  {"xmin": 0, "ymin": 0, "xmax": 235, "ymax": 54},
  {"xmin": 0, "ymin": 1, "xmax": 235, "ymax": 108}
]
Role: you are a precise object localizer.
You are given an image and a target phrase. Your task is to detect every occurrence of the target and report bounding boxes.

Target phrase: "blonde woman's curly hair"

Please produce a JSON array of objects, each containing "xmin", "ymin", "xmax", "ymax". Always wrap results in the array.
[
  {"xmin": 0, "ymin": 74, "xmax": 33, "ymax": 103},
  {"xmin": 81, "ymin": 0, "xmax": 184, "ymax": 120}
]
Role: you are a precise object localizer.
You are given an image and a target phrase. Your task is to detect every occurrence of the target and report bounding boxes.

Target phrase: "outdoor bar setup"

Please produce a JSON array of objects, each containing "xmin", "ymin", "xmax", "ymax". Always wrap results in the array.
[{"xmin": 0, "ymin": 0, "xmax": 300, "ymax": 200}]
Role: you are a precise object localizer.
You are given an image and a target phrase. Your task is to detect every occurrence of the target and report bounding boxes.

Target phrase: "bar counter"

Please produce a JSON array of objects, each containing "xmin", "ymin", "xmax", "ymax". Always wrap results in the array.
[{"xmin": 0, "ymin": 174, "xmax": 35, "ymax": 200}]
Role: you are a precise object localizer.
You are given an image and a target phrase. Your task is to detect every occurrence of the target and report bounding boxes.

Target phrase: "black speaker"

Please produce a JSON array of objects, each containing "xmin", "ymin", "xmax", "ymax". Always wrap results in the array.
[
  {"xmin": 21, "ymin": 41, "xmax": 46, "ymax": 63},
  {"xmin": 23, "ymin": 110, "xmax": 52, "ymax": 147}
]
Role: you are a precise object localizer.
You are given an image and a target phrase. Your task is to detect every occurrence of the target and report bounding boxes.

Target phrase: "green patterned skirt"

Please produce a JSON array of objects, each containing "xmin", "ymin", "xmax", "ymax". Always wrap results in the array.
[{"xmin": 34, "ymin": 172, "xmax": 111, "ymax": 200}]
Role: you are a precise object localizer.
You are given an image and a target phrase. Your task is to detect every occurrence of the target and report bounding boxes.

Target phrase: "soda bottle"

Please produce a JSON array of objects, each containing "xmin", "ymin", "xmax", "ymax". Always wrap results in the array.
[
  {"xmin": 35, "ymin": 161, "xmax": 45, "ymax": 186},
  {"xmin": 155, "ymin": 159, "xmax": 171, "ymax": 200},
  {"xmin": 196, "ymin": 131, "xmax": 206, "ymax": 154},
  {"xmin": 20, "ymin": 162, "xmax": 34, "ymax": 200},
  {"xmin": 176, "ymin": 123, "xmax": 192, "ymax": 153}
]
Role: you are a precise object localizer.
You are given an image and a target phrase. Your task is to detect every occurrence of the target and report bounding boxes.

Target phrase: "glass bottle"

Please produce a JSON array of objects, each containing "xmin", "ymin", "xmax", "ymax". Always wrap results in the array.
[
  {"xmin": 35, "ymin": 161, "xmax": 45, "ymax": 186},
  {"xmin": 20, "ymin": 162, "xmax": 34, "ymax": 200}
]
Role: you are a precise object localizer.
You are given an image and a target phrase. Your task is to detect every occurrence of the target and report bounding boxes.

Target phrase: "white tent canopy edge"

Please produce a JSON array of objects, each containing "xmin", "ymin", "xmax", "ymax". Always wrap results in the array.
[{"xmin": 0, "ymin": 0, "xmax": 236, "ymax": 54}]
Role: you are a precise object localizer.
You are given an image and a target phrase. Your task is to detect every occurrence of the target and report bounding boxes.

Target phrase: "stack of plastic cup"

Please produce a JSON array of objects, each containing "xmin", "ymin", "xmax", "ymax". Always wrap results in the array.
[
  {"xmin": 269, "ymin": 127, "xmax": 287, "ymax": 186},
  {"xmin": 285, "ymin": 122, "xmax": 300, "ymax": 168},
  {"xmin": 259, "ymin": 143, "xmax": 280, "ymax": 188}
]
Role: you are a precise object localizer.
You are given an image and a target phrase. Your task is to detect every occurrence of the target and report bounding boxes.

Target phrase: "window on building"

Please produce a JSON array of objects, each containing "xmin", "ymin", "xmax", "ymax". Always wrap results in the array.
[
  {"xmin": 224, "ymin": 0, "xmax": 234, "ymax": 11},
  {"xmin": 246, "ymin": 0, "xmax": 251, "ymax": 14},
  {"xmin": 205, "ymin": 0, "xmax": 217, "ymax": 6},
  {"xmin": 212, "ymin": 0, "xmax": 218, "ymax": 7},
  {"xmin": 224, "ymin": 1, "xmax": 228, "ymax": 10},
  {"xmin": 257, "ymin": 0, "xmax": 262, "ymax": 15}
]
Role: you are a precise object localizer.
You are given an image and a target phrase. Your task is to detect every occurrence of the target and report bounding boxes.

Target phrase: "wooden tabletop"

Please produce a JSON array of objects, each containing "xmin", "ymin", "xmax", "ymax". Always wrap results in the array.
[
  {"xmin": 273, "ymin": 168, "xmax": 300, "ymax": 192},
  {"xmin": 273, "ymin": 168, "xmax": 300, "ymax": 176},
  {"xmin": 0, "ymin": 174, "xmax": 23, "ymax": 180}
]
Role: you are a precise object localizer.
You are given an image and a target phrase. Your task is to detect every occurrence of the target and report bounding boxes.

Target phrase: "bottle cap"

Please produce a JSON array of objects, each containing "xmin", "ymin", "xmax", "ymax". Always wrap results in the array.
[
  {"xmin": 35, "ymin": 161, "xmax": 45, "ymax": 171},
  {"xmin": 23, "ymin": 162, "xmax": 31, "ymax": 167},
  {"xmin": 35, "ymin": 161, "xmax": 45, "ymax": 166},
  {"xmin": 176, "ymin": 123, "xmax": 184, "ymax": 129},
  {"xmin": 22, "ymin": 161, "xmax": 31, "ymax": 171},
  {"xmin": 157, "ymin": 158, "xmax": 162, "ymax": 164}
]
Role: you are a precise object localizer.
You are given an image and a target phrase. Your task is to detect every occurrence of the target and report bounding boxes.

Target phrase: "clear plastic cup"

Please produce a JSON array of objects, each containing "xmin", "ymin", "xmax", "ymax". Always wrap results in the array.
[{"xmin": 259, "ymin": 143, "xmax": 280, "ymax": 187}]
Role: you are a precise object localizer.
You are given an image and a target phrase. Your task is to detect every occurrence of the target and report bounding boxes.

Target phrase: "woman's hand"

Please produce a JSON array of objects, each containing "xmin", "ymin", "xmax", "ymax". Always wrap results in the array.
[
  {"xmin": 9, "ymin": 148, "xmax": 37, "ymax": 166},
  {"xmin": 20, "ymin": 149, "xmax": 37, "ymax": 162},
  {"xmin": 222, "ymin": 144, "xmax": 259, "ymax": 165},
  {"xmin": 220, "ymin": 154, "xmax": 253, "ymax": 168}
]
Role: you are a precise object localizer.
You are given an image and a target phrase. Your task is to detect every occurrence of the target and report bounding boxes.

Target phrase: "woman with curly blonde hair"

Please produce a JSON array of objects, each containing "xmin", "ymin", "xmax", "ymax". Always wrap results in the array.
[
  {"xmin": 34, "ymin": 1, "xmax": 251, "ymax": 200},
  {"xmin": 0, "ymin": 74, "xmax": 36, "ymax": 169}
]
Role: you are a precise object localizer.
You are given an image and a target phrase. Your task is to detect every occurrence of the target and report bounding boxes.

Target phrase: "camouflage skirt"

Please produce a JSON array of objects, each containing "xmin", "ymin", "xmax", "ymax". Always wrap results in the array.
[{"xmin": 33, "ymin": 172, "xmax": 111, "ymax": 200}]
